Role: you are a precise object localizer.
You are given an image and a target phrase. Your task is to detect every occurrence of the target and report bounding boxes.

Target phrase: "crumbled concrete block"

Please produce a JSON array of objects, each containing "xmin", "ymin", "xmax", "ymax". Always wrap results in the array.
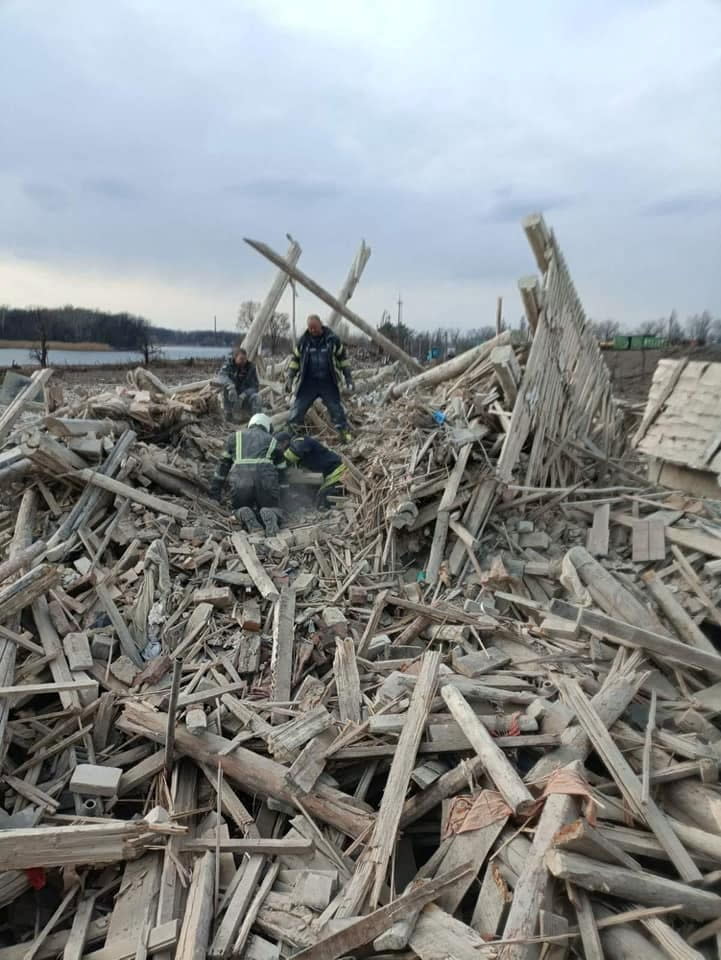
[
  {"xmin": 63, "ymin": 631, "xmax": 93, "ymax": 671},
  {"xmin": 321, "ymin": 606, "xmax": 347, "ymax": 638},
  {"xmin": 519, "ymin": 531, "xmax": 551, "ymax": 550},
  {"xmin": 70, "ymin": 763, "xmax": 122, "ymax": 798},
  {"xmin": 91, "ymin": 634, "xmax": 116, "ymax": 662},
  {"xmin": 110, "ymin": 655, "xmax": 139, "ymax": 687}
]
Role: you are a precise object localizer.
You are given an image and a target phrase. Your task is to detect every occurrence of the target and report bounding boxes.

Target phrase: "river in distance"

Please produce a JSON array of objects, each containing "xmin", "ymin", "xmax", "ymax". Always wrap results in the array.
[{"xmin": 0, "ymin": 345, "xmax": 230, "ymax": 366}]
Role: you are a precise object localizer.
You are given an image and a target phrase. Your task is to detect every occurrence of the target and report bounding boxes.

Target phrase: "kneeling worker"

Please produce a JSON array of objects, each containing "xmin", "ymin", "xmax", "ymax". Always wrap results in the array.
[
  {"xmin": 276, "ymin": 432, "xmax": 346, "ymax": 505},
  {"xmin": 209, "ymin": 413, "xmax": 284, "ymax": 535},
  {"xmin": 216, "ymin": 347, "xmax": 261, "ymax": 420}
]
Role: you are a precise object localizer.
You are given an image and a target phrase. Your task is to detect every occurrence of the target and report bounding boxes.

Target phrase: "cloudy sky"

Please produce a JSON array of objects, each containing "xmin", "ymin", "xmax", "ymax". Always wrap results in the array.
[{"xmin": 1, "ymin": 0, "xmax": 719, "ymax": 334}]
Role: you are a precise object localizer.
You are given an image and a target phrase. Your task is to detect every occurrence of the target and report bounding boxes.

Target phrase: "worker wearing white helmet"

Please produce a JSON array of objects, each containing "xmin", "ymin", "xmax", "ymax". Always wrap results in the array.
[{"xmin": 209, "ymin": 413, "xmax": 285, "ymax": 535}]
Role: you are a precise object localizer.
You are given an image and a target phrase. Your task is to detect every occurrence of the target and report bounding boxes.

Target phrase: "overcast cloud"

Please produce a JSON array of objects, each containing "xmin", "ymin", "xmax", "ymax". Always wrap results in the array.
[{"xmin": 0, "ymin": 0, "xmax": 719, "ymax": 332}]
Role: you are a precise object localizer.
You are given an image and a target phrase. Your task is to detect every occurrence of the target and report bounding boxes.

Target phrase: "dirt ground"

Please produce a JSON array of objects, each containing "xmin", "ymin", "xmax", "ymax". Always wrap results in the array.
[
  {"xmin": 6, "ymin": 345, "xmax": 721, "ymax": 406},
  {"xmin": 604, "ymin": 344, "xmax": 721, "ymax": 403}
]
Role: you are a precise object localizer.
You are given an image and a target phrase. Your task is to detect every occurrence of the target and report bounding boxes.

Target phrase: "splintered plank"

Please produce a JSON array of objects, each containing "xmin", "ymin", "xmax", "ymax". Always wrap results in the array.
[
  {"xmin": 95, "ymin": 581, "xmax": 143, "ymax": 667},
  {"xmin": 209, "ymin": 856, "xmax": 267, "ymax": 958},
  {"xmin": 74, "ymin": 469, "xmax": 188, "ymax": 521},
  {"xmin": 62, "ymin": 893, "xmax": 97, "ymax": 960},
  {"xmin": 440, "ymin": 685, "xmax": 533, "ymax": 816},
  {"xmin": 333, "ymin": 636, "xmax": 362, "ymax": 725},
  {"xmin": 291, "ymin": 865, "xmax": 473, "ymax": 960},
  {"xmin": 557, "ymin": 676, "xmax": 701, "ymax": 882},
  {"xmin": 232, "ymin": 533, "xmax": 279, "ymax": 601},
  {"xmin": 647, "ymin": 518, "xmax": 666, "ymax": 560},
  {"xmin": 409, "ymin": 904, "xmax": 488, "ymax": 960},
  {"xmin": 586, "ymin": 503, "xmax": 610, "ymax": 557},
  {"xmin": 632, "ymin": 519, "xmax": 666, "ymax": 563},
  {"xmin": 0, "ymin": 368, "xmax": 53, "ymax": 446},
  {"xmin": 175, "ymin": 852, "xmax": 215, "ymax": 960},
  {"xmin": 337, "ymin": 651, "xmax": 441, "ymax": 916},
  {"xmin": 546, "ymin": 849, "xmax": 721, "ymax": 921},
  {"xmin": 550, "ymin": 598, "xmax": 721, "ymax": 678},
  {"xmin": 0, "ymin": 679, "xmax": 96, "ymax": 698},
  {"xmin": 632, "ymin": 521, "xmax": 650, "ymax": 563},
  {"xmin": 0, "ymin": 565, "xmax": 59, "ymax": 622},
  {"xmin": 270, "ymin": 587, "xmax": 296, "ymax": 706}
]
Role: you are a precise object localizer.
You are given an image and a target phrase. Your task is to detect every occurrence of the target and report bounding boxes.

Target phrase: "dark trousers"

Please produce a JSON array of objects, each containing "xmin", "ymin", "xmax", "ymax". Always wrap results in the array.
[
  {"xmin": 223, "ymin": 386, "xmax": 260, "ymax": 419},
  {"xmin": 229, "ymin": 463, "xmax": 280, "ymax": 510},
  {"xmin": 288, "ymin": 378, "xmax": 347, "ymax": 430}
]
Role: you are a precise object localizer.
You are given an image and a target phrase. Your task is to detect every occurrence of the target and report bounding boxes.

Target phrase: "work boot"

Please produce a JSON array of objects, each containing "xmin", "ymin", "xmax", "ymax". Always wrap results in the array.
[
  {"xmin": 235, "ymin": 506, "xmax": 262, "ymax": 533},
  {"xmin": 259, "ymin": 507, "xmax": 280, "ymax": 537}
]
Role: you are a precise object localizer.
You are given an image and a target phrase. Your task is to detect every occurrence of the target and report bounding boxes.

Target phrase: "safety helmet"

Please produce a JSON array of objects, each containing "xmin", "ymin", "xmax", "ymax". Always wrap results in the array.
[{"xmin": 248, "ymin": 413, "xmax": 273, "ymax": 433}]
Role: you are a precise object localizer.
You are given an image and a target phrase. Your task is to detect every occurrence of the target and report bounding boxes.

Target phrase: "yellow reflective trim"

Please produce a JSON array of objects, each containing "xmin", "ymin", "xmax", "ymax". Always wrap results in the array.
[{"xmin": 320, "ymin": 464, "xmax": 346, "ymax": 489}]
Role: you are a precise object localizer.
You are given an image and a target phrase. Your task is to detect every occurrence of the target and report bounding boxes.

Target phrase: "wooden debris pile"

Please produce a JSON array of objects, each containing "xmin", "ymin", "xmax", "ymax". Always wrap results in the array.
[
  {"xmin": 2, "ymin": 215, "xmax": 721, "ymax": 959},
  {"xmin": 51, "ymin": 367, "xmax": 221, "ymax": 442}
]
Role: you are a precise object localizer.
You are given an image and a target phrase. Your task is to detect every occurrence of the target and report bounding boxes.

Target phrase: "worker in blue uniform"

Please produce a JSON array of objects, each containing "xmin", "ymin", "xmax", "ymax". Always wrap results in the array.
[
  {"xmin": 286, "ymin": 315, "xmax": 353, "ymax": 442},
  {"xmin": 275, "ymin": 432, "xmax": 346, "ymax": 506}
]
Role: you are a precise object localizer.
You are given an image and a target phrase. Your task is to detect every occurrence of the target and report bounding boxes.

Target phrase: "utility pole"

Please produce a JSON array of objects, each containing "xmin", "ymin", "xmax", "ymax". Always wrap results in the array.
[
  {"xmin": 397, "ymin": 293, "xmax": 403, "ymax": 350},
  {"xmin": 214, "ymin": 314, "xmax": 217, "ymax": 344}
]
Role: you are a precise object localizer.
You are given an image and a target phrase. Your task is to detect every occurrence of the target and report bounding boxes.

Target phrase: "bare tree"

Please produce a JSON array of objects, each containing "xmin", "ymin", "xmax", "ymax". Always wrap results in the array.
[
  {"xmin": 237, "ymin": 300, "xmax": 290, "ymax": 355},
  {"xmin": 133, "ymin": 316, "xmax": 162, "ymax": 365},
  {"xmin": 711, "ymin": 317, "xmax": 721, "ymax": 344},
  {"xmin": 667, "ymin": 309, "xmax": 683, "ymax": 342},
  {"xmin": 636, "ymin": 320, "xmax": 666, "ymax": 337},
  {"xmin": 237, "ymin": 300, "xmax": 258, "ymax": 331},
  {"xmin": 686, "ymin": 311, "xmax": 713, "ymax": 344},
  {"xmin": 29, "ymin": 309, "xmax": 49, "ymax": 367},
  {"xmin": 590, "ymin": 318, "xmax": 620, "ymax": 340},
  {"xmin": 266, "ymin": 311, "xmax": 290, "ymax": 355}
]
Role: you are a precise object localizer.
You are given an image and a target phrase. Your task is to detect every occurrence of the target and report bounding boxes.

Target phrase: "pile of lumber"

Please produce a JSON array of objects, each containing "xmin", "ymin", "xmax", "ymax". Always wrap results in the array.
[
  {"xmin": 51, "ymin": 367, "xmax": 221, "ymax": 442},
  {"xmin": 2, "ymin": 215, "xmax": 721, "ymax": 960}
]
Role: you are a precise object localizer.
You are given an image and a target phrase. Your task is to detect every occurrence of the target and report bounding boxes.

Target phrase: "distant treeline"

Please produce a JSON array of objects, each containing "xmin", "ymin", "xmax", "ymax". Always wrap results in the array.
[
  {"xmin": 0, "ymin": 306, "xmax": 237, "ymax": 350},
  {"xmin": 152, "ymin": 326, "xmax": 237, "ymax": 347}
]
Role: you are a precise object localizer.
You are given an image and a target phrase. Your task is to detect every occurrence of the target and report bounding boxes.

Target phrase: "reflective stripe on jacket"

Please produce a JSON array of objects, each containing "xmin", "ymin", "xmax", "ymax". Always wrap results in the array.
[
  {"xmin": 212, "ymin": 426, "xmax": 281, "ymax": 489},
  {"xmin": 288, "ymin": 326, "xmax": 350, "ymax": 386}
]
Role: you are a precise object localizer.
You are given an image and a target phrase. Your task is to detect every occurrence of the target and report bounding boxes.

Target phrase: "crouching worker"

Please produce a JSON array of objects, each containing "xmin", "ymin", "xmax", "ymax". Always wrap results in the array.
[
  {"xmin": 275, "ymin": 432, "xmax": 346, "ymax": 506},
  {"xmin": 209, "ymin": 413, "xmax": 284, "ymax": 535},
  {"xmin": 216, "ymin": 347, "xmax": 261, "ymax": 420}
]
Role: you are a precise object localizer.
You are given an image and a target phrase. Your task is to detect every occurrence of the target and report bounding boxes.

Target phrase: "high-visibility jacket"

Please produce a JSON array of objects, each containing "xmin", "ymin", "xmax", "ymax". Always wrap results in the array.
[
  {"xmin": 288, "ymin": 326, "xmax": 351, "ymax": 388},
  {"xmin": 283, "ymin": 436, "xmax": 345, "ymax": 491},
  {"xmin": 211, "ymin": 426, "xmax": 283, "ymax": 491}
]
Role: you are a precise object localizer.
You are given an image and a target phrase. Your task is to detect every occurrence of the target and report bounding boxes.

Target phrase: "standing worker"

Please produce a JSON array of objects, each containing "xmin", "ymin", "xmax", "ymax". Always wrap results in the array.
[
  {"xmin": 216, "ymin": 347, "xmax": 261, "ymax": 420},
  {"xmin": 286, "ymin": 314, "xmax": 353, "ymax": 442},
  {"xmin": 275, "ymin": 432, "xmax": 346, "ymax": 506},
  {"xmin": 208, "ymin": 413, "xmax": 284, "ymax": 535}
]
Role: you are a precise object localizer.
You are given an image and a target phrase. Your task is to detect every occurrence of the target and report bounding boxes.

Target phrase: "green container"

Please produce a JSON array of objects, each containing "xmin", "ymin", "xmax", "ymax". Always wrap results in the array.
[
  {"xmin": 629, "ymin": 335, "xmax": 644, "ymax": 350},
  {"xmin": 613, "ymin": 335, "xmax": 630, "ymax": 350}
]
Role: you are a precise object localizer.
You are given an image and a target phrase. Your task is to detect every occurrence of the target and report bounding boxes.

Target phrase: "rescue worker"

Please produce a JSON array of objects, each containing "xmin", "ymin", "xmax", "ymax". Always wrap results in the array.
[
  {"xmin": 216, "ymin": 347, "xmax": 260, "ymax": 419},
  {"xmin": 208, "ymin": 413, "xmax": 284, "ymax": 535},
  {"xmin": 275, "ymin": 432, "xmax": 346, "ymax": 506},
  {"xmin": 286, "ymin": 315, "xmax": 353, "ymax": 442}
]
